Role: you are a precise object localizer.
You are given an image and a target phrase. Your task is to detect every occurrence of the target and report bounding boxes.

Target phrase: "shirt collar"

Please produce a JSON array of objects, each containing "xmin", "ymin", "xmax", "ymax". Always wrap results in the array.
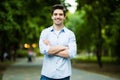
[{"xmin": 50, "ymin": 26, "xmax": 65, "ymax": 32}]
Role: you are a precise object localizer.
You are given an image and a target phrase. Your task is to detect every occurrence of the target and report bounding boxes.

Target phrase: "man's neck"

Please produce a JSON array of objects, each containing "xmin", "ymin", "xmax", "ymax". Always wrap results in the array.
[{"xmin": 53, "ymin": 24, "xmax": 64, "ymax": 31}]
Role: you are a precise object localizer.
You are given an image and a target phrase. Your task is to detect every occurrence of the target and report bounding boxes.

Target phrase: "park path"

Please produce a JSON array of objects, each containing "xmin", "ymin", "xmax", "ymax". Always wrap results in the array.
[{"xmin": 3, "ymin": 57, "xmax": 119, "ymax": 80}]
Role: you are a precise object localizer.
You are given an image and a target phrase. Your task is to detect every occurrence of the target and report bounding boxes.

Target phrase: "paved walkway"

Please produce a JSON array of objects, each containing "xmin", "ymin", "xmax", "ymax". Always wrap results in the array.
[{"xmin": 3, "ymin": 57, "xmax": 119, "ymax": 80}]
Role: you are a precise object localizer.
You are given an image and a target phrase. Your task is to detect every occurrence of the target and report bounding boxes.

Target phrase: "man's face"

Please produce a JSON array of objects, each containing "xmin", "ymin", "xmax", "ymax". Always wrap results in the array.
[{"xmin": 52, "ymin": 9, "xmax": 65, "ymax": 26}]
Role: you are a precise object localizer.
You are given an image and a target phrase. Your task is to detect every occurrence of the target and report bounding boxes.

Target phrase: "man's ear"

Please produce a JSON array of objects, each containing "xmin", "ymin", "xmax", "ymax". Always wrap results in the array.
[{"xmin": 51, "ymin": 16, "xmax": 53, "ymax": 20}]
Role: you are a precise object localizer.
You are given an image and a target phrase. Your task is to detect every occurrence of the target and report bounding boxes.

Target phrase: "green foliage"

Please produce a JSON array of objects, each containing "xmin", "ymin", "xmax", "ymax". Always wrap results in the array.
[
  {"xmin": 65, "ymin": 0, "xmax": 120, "ymax": 63},
  {"xmin": 72, "ymin": 56, "xmax": 117, "ymax": 64},
  {"xmin": 66, "ymin": 11, "xmax": 85, "ymax": 32},
  {"xmin": 66, "ymin": 10, "xmax": 97, "ymax": 51},
  {"xmin": 1, "ymin": 0, "xmax": 120, "ymax": 62},
  {"xmin": 66, "ymin": 0, "xmax": 120, "ymax": 61},
  {"xmin": 0, "ymin": 0, "xmax": 62, "ymax": 60},
  {"xmin": 33, "ymin": 48, "xmax": 43, "ymax": 56},
  {"xmin": 0, "ymin": 0, "xmax": 61, "ymax": 45},
  {"xmin": 16, "ymin": 49, "xmax": 28, "ymax": 57}
]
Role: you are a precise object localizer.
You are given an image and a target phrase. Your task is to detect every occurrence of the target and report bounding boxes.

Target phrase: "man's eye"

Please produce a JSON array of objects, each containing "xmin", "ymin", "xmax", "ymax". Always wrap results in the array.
[
  {"xmin": 54, "ymin": 13, "xmax": 57, "ymax": 16},
  {"xmin": 59, "ymin": 14, "xmax": 63, "ymax": 16}
]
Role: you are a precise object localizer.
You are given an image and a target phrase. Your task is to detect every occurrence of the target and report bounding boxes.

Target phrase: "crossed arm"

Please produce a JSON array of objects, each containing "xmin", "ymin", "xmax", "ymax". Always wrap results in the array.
[{"xmin": 43, "ymin": 39, "xmax": 69, "ymax": 58}]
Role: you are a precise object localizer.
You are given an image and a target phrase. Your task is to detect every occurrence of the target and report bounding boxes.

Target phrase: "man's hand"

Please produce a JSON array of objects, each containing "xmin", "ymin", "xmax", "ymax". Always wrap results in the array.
[{"xmin": 55, "ymin": 48, "xmax": 69, "ymax": 58}]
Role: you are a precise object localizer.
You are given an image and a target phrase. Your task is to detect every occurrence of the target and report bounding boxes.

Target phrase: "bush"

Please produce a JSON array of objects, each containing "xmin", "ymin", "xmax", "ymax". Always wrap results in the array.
[
  {"xmin": 33, "ymin": 48, "xmax": 43, "ymax": 56},
  {"xmin": 16, "ymin": 49, "xmax": 28, "ymax": 57},
  {"xmin": 72, "ymin": 56, "xmax": 118, "ymax": 64}
]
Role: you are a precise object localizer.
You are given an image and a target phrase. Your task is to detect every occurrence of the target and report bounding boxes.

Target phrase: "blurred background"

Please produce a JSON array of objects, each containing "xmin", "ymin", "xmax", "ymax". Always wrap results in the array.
[{"xmin": 0, "ymin": 0, "xmax": 120, "ymax": 79}]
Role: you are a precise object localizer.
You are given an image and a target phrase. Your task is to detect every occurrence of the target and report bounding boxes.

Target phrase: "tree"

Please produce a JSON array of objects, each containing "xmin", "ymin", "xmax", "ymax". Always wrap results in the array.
[
  {"xmin": 71, "ymin": 0, "xmax": 120, "ymax": 66},
  {"xmin": 0, "ymin": 0, "xmax": 61, "ymax": 61}
]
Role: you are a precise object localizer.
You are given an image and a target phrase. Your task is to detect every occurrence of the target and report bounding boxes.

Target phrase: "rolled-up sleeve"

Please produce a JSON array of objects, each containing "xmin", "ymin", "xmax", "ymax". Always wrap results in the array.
[
  {"xmin": 68, "ymin": 32, "xmax": 77, "ymax": 58},
  {"xmin": 39, "ymin": 30, "xmax": 49, "ymax": 55}
]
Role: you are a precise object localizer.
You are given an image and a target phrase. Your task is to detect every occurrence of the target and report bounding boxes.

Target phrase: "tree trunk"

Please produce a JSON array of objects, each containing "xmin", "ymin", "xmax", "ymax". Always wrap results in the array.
[{"xmin": 96, "ymin": 20, "xmax": 103, "ymax": 68}]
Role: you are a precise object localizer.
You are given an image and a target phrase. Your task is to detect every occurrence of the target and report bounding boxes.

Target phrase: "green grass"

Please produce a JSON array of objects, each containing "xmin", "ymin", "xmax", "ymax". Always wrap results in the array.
[{"xmin": 72, "ymin": 55, "xmax": 117, "ymax": 64}]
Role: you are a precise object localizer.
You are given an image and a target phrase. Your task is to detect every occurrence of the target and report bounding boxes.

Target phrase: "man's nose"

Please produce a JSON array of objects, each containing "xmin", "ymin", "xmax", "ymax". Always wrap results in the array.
[{"xmin": 56, "ymin": 14, "xmax": 60, "ymax": 18}]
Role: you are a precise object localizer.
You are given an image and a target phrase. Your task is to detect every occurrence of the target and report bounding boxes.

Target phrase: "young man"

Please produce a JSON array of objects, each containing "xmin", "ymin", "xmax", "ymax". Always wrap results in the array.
[{"xmin": 39, "ymin": 4, "xmax": 77, "ymax": 80}]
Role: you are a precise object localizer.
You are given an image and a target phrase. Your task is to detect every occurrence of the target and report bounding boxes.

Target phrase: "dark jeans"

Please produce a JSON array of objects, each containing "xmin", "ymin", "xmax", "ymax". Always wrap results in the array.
[{"xmin": 40, "ymin": 75, "xmax": 70, "ymax": 80}]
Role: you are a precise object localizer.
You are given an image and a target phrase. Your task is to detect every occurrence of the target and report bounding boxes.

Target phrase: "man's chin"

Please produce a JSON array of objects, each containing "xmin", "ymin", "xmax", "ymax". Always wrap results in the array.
[
  {"xmin": 55, "ymin": 23, "xmax": 61, "ymax": 25},
  {"xmin": 55, "ymin": 24, "xmax": 62, "ymax": 26}
]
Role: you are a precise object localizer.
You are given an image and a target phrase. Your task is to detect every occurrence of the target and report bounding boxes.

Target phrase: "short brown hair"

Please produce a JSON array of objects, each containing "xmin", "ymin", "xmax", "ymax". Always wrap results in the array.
[{"xmin": 51, "ymin": 4, "xmax": 66, "ymax": 16}]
